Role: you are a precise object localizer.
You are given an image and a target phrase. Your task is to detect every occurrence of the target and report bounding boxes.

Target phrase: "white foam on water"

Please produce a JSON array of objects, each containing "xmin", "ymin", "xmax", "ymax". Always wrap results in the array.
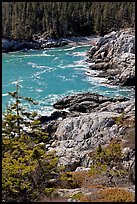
[
  {"xmin": 86, "ymin": 76, "xmax": 108, "ymax": 84},
  {"xmin": 53, "ymin": 57, "xmax": 59, "ymax": 61},
  {"xmin": 35, "ymin": 89, "xmax": 43, "ymax": 92},
  {"xmin": 64, "ymin": 46, "xmax": 79, "ymax": 51},
  {"xmin": 28, "ymin": 62, "xmax": 51, "ymax": 69},
  {"xmin": 11, "ymin": 79, "xmax": 23, "ymax": 84},
  {"xmin": 84, "ymin": 69, "xmax": 100, "ymax": 76},
  {"xmin": 15, "ymin": 53, "xmax": 54, "ymax": 58},
  {"xmin": 73, "ymin": 60, "xmax": 87, "ymax": 68},
  {"xmin": 71, "ymin": 51, "xmax": 87, "ymax": 57},
  {"xmin": 2, "ymin": 93, "xmax": 8, "ymax": 97}
]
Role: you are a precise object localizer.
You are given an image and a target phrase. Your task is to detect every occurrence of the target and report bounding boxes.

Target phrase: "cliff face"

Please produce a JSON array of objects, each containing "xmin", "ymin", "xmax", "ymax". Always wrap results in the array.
[{"xmin": 86, "ymin": 28, "xmax": 135, "ymax": 86}]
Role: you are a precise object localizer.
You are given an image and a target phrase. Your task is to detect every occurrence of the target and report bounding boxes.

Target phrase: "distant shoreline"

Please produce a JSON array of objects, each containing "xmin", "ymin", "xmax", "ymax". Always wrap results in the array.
[{"xmin": 2, "ymin": 35, "xmax": 100, "ymax": 53}]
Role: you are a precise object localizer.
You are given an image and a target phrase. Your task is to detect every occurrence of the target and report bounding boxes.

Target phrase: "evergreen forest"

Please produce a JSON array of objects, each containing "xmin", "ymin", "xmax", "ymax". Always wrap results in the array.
[{"xmin": 2, "ymin": 2, "xmax": 135, "ymax": 40}]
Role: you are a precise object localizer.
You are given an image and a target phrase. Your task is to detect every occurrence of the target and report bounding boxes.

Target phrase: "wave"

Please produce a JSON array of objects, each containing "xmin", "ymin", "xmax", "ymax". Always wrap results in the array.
[
  {"xmin": 74, "ymin": 60, "xmax": 87, "ymax": 67},
  {"xmin": 2, "ymin": 93, "xmax": 8, "ymax": 97},
  {"xmin": 58, "ymin": 63, "xmax": 74, "ymax": 68},
  {"xmin": 86, "ymin": 76, "xmax": 108, "ymax": 84},
  {"xmin": 28, "ymin": 62, "xmax": 37, "ymax": 68},
  {"xmin": 28, "ymin": 62, "xmax": 54, "ymax": 70},
  {"xmin": 35, "ymin": 89, "xmax": 43, "ymax": 92},
  {"xmin": 11, "ymin": 53, "xmax": 54, "ymax": 58},
  {"xmin": 42, "ymin": 51, "xmax": 55, "ymax": 56},
  {"xmin": 11, "ymin": 79, "xmax": 23, "ymax": 85},
  {"xmin": 64, "ymin": 44, "xmax": 91, "ymax": 50},
  {"xmin": 71, "ymin": 51, "xmax": 87, "ymax": 56},
  {"xmin": 64, "ymin": 46, "xmax": 79, "ymax": 51}
]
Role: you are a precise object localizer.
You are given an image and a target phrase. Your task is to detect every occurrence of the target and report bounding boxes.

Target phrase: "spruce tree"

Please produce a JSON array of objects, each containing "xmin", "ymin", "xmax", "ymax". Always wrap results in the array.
[{"xmin": 2, "ymin": 80, "xmax": 61, "ymax": 202}]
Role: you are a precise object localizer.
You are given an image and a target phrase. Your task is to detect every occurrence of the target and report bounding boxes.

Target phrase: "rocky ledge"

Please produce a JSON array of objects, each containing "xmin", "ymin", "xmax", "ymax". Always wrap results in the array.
[
  {"xmin": 86, "ymin": 28, "xmax": 135, "ymax": 86},
  {"xmin": 40, "ymin": 92, "xmax": 135, "ymax": 174},
  {"xmin": 39, "ymin": 91, "xmax": 135, "ymax": 200}
]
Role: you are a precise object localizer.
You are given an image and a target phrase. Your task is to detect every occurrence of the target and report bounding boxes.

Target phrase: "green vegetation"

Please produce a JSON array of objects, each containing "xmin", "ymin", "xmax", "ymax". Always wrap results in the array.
[
  {"xmin": 72, "ymin": 187, "xmax": 135, "ymax": 202},
  {"xmin": 2, "ymin": 81, "xmax": 135, "ymax": 202},
  {"xmin": 3, "ymin": 81, "xmax": 39, "ymax": 139},
  {"xmin": 70, "ymin": 192, "xmax": 85, "ymax": 201},
  {"xmin": 130, "ymin": 118, "xmax": 135, "ymax": 128},
  {"xmin": 96, "ymin": 187, "xmax": 135, "ymax": 202},
  {"xmin": 114, "ymin": 112, "xmax": 125, "ymax": 125},
  {"xmin": 59, "ymin": 172, "xmax": 80, "ymax": 189},
  {"xmin": 114, "ymin": 113, "xmax": 135, "ymax": 129},
  {"xmin": 89, "ymin": 139, "xmax": 128, "ymax": 182},
  {"xmin": 2, "ymin": 81, "xmax": 61, "ymax": 202},
  {"xmin": 2, "ymin": 2, "xmax": 135, "ymax": 39},
  {"xmin": 67, "ymin": 140, "xmax": 135, "ymax": 202}
]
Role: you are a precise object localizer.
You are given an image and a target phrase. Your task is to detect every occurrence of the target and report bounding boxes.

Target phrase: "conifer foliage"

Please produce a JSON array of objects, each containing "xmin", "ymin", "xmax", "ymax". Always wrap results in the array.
[
  {"xmin": 2, "ymin": 2, "xmax": 135, "ymax": 39},
  {"xmin": 2, "ymin": 81, "xmax": 60, "ymax": 202}
]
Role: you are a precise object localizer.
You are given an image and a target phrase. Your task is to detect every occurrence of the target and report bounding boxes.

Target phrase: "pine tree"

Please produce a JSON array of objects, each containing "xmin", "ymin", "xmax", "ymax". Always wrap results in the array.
[
  {"xmin": 2, "ymin": 2, "xmax": 135, "ymax": 39},
  {"xmin": 2, "ymin": 80, "xmax": 61, "ymax": 202},
  {"xmin": 3, "ymin": 80, "xmax": 38, "ymax": 138}
]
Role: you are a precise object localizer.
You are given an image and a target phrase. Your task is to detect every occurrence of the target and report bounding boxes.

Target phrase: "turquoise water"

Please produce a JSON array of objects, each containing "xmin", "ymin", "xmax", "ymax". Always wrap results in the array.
[{"xmin": 2, "ymin": 45, "xmax": 134, "ymax": 115}]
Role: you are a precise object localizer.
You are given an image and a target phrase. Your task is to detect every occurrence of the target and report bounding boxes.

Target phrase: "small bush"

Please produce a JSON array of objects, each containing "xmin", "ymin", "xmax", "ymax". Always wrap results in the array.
[
  {"xmin": 71, "ymin": 192, "xmax": 85, "ymax": 200},
  {"xmin": 59, "ymin": 172, "xmax": 79, "ymax": 189},
  {"xmin": 71, "ymin": 170, "xmax": 95, "ymax": 188},
  {"xmin": 114, "ymin": 112, "xmax": 125, "ymax": 125},
  {"xmin": 44, "ymin": 187, "xmax": 56, "ymax": 198},
  {"xmin": 89, "ymin": 139, "xmax": 130, "ymax": 187},
  {"xmin": 96, "ymin": 187, "xmax": 135, "ymax": 202}
]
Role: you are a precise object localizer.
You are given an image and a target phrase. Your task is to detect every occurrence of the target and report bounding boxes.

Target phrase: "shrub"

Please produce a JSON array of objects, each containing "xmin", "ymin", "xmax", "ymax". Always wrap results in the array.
[
  {"xmin": 71, "ymin": 170, "xmax": 96, "ymax": 188},
  {"xmin": 44, "ymin": 187, "xmax": 56, "ymax": 198},
  {"xmin": 114, "ymin": 112, "xmax": 125, "ymax": 125},
  {"xmin": 59, "ymin": 172, "xmax": 79, "ymax": 189},
  {"xmin": 96, "ymin": 187, "xmax": 135, "ymax": 202},
  {"xmin": 2, "ymin": 133, "xmax": 60, "ymax": 202},
  {"xmin": 70, "ymin": 192, "xmax": 86, "ymax": 201},
  {"xmin": 89, "ymin": 139, "xmax": 129, "ymax": 184}
]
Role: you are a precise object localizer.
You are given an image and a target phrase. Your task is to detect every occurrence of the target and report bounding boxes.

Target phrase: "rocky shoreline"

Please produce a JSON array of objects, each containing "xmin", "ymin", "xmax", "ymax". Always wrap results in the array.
[
  {"xmin": 37, "ymin": 28, "xmax": 135, "ymax": 200},
  {"xmin": 3, "ymin": 28, "xmax": 135, "ymax": 201},
  {"xmin": 86, "ymin": 28, "xmax": 135, "ymax": 87},
  {"xmin": 41, "ymin": 93, "xmax": 135, "ymax": 170},
  {"xmin": 2, "ymin": 38, "xmax": 68, "ymax": 53},
  {"xmin": 3, "ymin": 28, "xmax": 135, "ymax": 89},
  {"xmin": 38, "ymin": 91, "xmax": 135, "ymax": 201},
  {"xmin": 2, "ymin": 34, "xmax": 98, "ymax": 53}
]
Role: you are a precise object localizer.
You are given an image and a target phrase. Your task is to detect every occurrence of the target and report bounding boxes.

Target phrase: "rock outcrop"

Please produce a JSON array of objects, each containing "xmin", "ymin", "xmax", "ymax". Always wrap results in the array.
[
  {"xmin": 2, "ymin": 37, "xmax": 68, "ymax": 53},
  {"xmin": 2, "ymin": 38, "xmax": 41, "ymax": 52},
  {"xmin": 86, "ymin": 28, "xmax": 135, "ymax": 86},
  {"xmin": 53, "ymin": 92, "xmax": 128, "ymax": 113},
  {"xmin": 42, "ymin": 92, "xmax": 135, "ymax": 172}
]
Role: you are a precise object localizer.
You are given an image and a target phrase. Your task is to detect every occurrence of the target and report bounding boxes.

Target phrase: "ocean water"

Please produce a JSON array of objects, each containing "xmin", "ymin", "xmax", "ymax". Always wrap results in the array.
[{"xmin": 2, "ymin": 44, "xmax": 134, "ymax": 115}]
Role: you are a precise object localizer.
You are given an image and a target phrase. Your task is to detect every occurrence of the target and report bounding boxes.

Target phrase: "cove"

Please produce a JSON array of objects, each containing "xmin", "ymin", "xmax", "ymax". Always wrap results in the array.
[{"xmin": 2, "ymin": 44, "xmax": 134, "ymax": 115}]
